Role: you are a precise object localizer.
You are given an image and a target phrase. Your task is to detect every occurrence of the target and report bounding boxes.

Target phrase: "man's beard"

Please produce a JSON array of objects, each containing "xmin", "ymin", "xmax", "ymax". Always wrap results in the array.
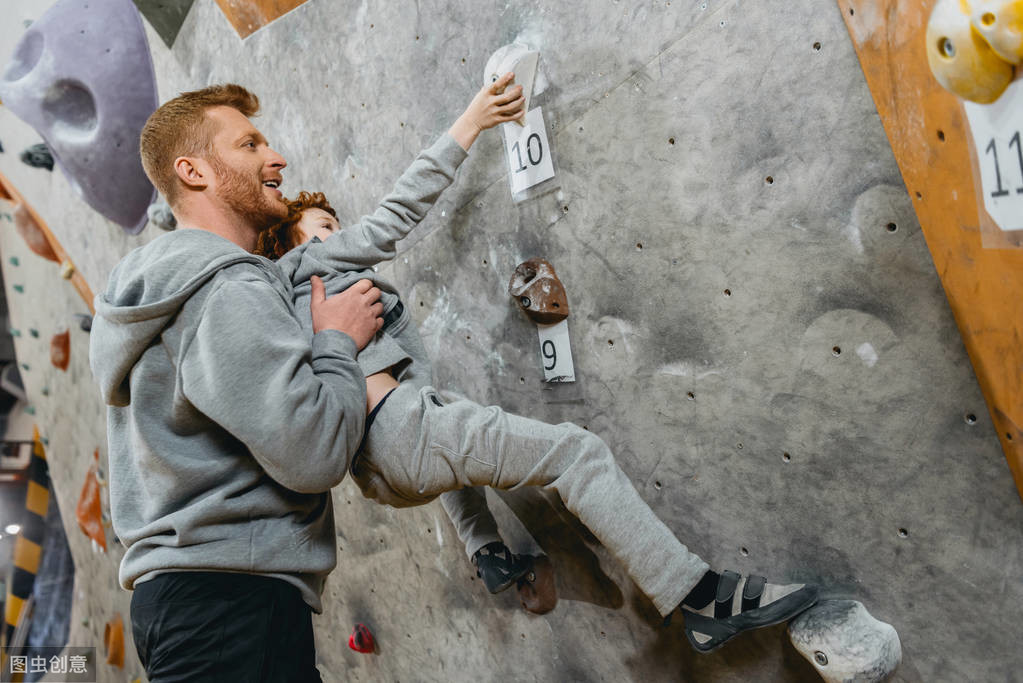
[{"xmin": 210, "ymin": 155, "xmax": 287, "ymax": 232}]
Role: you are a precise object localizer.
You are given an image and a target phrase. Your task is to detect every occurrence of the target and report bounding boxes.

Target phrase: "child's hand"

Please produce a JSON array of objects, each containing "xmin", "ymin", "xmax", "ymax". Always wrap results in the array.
[{"xmin": 449, "ymin": 72, "xmax": 525, "ymax": 151}]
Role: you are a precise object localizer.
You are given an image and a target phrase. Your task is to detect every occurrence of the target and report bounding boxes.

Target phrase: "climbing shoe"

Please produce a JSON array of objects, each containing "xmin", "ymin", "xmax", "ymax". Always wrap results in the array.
[
  {"xmin": 472, "ymin": 542, "xmax": 535, "ymax": 594},
  {"xmin": 679, "ymin": 570, "xmax": 819, "ymax": 653}
]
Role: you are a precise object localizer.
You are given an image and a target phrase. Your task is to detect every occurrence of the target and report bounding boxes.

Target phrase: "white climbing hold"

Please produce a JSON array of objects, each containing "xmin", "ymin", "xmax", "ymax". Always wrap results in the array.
[{"xmin": 789, "ymin": 599, "xmax": 901, "ymax": 683}]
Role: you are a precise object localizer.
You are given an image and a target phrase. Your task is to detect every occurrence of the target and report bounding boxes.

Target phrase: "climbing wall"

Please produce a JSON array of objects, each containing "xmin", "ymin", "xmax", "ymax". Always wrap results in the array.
[{"xmin": 1, "ymin": 0, "xmax": 1021, "ymax": 681}]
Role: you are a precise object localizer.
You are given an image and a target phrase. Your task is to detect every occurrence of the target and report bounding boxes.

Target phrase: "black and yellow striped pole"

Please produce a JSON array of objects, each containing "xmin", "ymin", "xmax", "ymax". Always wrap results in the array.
[{"xmin": 2, "ymin": 426, "xmax": 49, "ymax": 672}]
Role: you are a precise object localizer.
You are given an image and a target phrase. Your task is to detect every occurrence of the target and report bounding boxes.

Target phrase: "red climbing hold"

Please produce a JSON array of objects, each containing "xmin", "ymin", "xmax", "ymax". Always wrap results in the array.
[{"xmin": 348, "ymin": 623, "xmax": 375, "ymax": 653}]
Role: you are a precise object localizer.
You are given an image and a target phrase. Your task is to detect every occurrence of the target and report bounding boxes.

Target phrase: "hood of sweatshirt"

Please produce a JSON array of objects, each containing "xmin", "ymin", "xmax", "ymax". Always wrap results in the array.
[{"xmin": 90, "ymin": 229, "xmax": 278, "ymax": 407}]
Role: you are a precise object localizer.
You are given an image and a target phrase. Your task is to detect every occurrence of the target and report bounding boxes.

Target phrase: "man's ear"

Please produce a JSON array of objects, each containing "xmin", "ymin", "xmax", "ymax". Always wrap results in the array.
[{"xmin": 173, "ymin": 156, "xmax": 209, "ymax": 191}]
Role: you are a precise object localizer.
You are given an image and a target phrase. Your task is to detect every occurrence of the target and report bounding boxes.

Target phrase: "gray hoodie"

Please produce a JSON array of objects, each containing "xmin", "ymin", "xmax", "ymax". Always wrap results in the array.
[
  {"xmin": 89, "ymin": 132, "xmax": 465, "ymax": 613},
  {"xmin": 90, "ymin": 229, "xmax": 366, "ymax": 613}
]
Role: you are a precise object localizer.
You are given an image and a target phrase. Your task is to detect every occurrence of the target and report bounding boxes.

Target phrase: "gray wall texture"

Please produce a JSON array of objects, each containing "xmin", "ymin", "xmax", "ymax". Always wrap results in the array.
[{"xmin": 0, "ymin": 0, "xmax": 1021, "ymax": 681}]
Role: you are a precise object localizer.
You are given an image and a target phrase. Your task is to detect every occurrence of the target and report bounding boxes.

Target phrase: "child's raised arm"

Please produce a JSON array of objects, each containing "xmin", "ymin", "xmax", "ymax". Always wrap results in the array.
[{"xmin": 291, "ymin": 74, "xmax": 525, "ymax": 276}]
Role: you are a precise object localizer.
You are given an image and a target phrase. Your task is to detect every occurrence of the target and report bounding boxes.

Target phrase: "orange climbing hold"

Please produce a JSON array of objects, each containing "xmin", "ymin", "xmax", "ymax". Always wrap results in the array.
[
  {"xmin": 76, "ymin": 449, "xmax": 106, "ymax": 551},
  {"xmin": 12, "ymin": 204, "xmax": 59, "ymax": 263},
  {"xmin": 50, "ymin": 330, "xmax": 70, "ymax": 371},
  {"xmin": 104, "ymin": 613, "xmax": 125, "ymax": 668}
]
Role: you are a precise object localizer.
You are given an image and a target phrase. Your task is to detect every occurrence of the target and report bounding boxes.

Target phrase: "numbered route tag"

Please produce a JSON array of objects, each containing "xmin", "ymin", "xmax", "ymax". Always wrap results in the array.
[
  {"xmin": 965, "ymin": 80, "xmax": 1023, "ymax": 232},
  {"xmin": 536, "ymin": 319, "xmax": 575, "ymax": 383},
  {"xmin": 502, "ymin": 106, "xmax": 556, "ymax": 196}
]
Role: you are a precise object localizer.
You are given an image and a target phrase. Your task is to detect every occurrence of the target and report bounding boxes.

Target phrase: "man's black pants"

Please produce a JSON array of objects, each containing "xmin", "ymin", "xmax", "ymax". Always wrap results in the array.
[{"xmin": 130, "ymin": 571, "xmax": 322, "ymax": 682}]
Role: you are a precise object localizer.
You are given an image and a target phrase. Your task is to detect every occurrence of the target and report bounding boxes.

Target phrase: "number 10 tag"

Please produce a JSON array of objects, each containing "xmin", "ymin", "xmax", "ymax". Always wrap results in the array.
[
  {"xmin": 502, "ymin": 107, "xmax": 556, "ymax": 197},
  {"xmin": 536, "ymin": 320, "xmax": 575, "ymax": 383}
]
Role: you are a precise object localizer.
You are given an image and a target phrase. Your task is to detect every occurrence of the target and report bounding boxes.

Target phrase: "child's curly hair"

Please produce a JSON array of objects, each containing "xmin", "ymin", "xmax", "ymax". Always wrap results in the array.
[{"xmin": 254, "ymin": 191, "xmax": 338, "ymax": 260}]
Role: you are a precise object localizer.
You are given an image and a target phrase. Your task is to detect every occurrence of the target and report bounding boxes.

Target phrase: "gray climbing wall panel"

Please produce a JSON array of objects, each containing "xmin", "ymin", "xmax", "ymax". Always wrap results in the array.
[{"xmin": 1, "ymin": 0, "xmax": 1021, "ymax": 681}]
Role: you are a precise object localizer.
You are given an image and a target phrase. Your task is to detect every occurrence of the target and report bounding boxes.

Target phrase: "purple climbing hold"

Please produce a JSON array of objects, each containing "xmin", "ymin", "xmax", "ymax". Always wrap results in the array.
[{"xmin": 0, "ymin": 0, "xmax": 159, "ymax": 234}]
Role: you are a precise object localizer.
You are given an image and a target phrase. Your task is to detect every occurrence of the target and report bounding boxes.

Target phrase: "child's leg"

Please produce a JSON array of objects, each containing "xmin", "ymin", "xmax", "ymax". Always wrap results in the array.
[
  {"xmin": 356, "ymin": 383, "xmax": 708, "ymax": 616},
  {"xmin": 439, "ymin": 488, "xmax": 501, "ymax": 559}
]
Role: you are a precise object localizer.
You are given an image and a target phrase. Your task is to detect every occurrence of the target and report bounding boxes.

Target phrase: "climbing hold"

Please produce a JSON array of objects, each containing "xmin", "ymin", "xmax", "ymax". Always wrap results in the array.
[
  {"xmin": 517, "ymin": 554, "xmax": 558, "ymax": 615},
  {"xmin": 0, "ymin": 0, "xmax": 159, "ymax": 233},
  {"xmin": 508, "ymin": 259, "xmax": 570, "ymax": 324},
  {"xmin": 103, "ymin": 613, "xmax": 125, "ymax": 668},
  {"xmin": 24, "ymin": 405, "xmax": 35, "ymax": 415},
  {"xmin": 76, "ymin": 449, "xmax": 106, "ymax": 551},
  {"xmin": 971, "ymin": 0, "xmax": 1023, "ymax": 64},
  {"xmin": 484, "ymin": 43, "xmax": 539, "ymax": 126},
  {"xmin": 147, "ymin": 201, "xmax": 177, "ymax": 231},
  {"xmin": 60, "ymin": 259, "xmax": 75, "ymax": 279},
  {"xmin": 40, "ymin": 387, "xmax": 49, "ymax": 396},
  {"xmin": 12, "ymin": 204, "xmax": 59, "ymax": 263},
  {"xmin": 926, "ymin": 0, "xmax": 1014, "ymax": 103},
  {"xmin": 9, "ymin": 257, "xmax": 18, "ymax": 266},
  {"xmin": 51, "ymin": 330, "xmax": 69, "ymax": 371},
  {"xmin": 28, "ymin": 329, "xmax": 38, "ymax": 338},
  {"xmin": 788, "ymin": 600, "xmax": 901, "ymax": 683},
  {"xmin": 74, "ymin": 313, "xmax": 92, "ymax": 332},
  {"xmin": 9, "ymin": 329, "xmax": 20, "ymax": 337},
  {"xmin": 20, "ymin": 143, "xmax": 54, "ymax": 171},
  {"xmin": 348, "ymin": 623, "xmax": 375, "ymax": 653},
  {"xmin": 12, "ymin": 285, "xmax": 23, "ymax": 294},
  {"xmin": 0, "ymin": 138, "xmax": 4, "ymax": 153}
]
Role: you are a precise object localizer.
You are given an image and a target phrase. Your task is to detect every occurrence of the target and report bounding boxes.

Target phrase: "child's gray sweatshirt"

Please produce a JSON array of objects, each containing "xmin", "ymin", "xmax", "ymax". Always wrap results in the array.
[{"xmin": 89, "ymin": 133, "xmax": 465, "ymax": 613}]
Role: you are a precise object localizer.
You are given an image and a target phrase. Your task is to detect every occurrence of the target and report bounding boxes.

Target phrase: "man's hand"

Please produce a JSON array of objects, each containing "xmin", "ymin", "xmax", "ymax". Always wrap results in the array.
[
  {"xmin": 449, "ymin": 72, "xmax": 525, "ymax": 151},
  {"xmin": 310, "ymin": 276, "xmax": 383, "ymax": 350}
]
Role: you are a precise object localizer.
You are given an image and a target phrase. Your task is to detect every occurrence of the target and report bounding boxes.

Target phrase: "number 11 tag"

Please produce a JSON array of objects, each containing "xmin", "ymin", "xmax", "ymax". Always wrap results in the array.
[
  {"xmin": 965, "ymin": 80, "xmax": 1023, "ymax": 232},
  {"xmin": 503, "ymin": 107, "xmax": 556, "ymax": 196},
  {"xmin": 536, "ymin": 319, "xmax": 575, "ymax": 383}
]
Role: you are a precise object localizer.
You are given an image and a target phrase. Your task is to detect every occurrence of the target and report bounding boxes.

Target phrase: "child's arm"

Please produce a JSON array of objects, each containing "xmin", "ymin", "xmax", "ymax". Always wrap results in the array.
[{"xmin": 301, "ymin": 73, "xmax": 524, "ymax": 274}]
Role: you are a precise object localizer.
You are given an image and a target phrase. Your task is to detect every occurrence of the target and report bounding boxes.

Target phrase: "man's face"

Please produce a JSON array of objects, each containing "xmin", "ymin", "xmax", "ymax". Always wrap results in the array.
[{"xmin": 205, "ymin": 106, "xmax": 288, "ymax": 230}]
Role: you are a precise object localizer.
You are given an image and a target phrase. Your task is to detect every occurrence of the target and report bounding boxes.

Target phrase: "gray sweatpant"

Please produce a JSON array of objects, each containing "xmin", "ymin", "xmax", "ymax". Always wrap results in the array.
[{"xmin": 352, "ymin": 383, "xmax": 709, "ymax": 616}]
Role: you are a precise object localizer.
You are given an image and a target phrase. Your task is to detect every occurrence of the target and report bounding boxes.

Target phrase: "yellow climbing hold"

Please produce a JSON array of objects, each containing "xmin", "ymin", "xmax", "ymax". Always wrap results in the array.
[
  {"xmin": 971, "ymin": 0, "xmax": 1023, "ymax": 64},
  {"xmin": 927, "ymin": 0, "xmax": 1015, "ymax": 103}
]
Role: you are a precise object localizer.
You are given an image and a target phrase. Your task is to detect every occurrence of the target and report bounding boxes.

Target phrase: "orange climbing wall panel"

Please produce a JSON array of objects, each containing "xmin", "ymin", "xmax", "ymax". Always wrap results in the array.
[
  {"xmin": 837, "ymin": 1, "xmax": 1023, "ymax": 499},
  {"xmin": 0, "ymin": 171, "xmax": 95, "ymax": 314},
  {"xmin": 214, "ymin": 0, "xmax": 310, "ymax": 38}
]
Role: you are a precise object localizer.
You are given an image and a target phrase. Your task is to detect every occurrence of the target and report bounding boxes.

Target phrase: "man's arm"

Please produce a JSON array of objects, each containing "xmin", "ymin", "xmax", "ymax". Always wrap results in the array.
[
  {"xmin": 180, "ymin": 278, "xmax": 368, "ymax": 494},
  {"xmin": 299, "ymin": 73, "xmax": 525, "ymax": 275}
]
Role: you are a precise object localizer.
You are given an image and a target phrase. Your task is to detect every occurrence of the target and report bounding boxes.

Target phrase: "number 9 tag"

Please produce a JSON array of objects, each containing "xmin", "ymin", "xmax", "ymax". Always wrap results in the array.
[
  {"xmin": 502, "ymin": 106, "xmax": 557, "ymax": 200},
  {"xmin": 536, "ymin": 320, "xmax": 575, "ymax": 383}
]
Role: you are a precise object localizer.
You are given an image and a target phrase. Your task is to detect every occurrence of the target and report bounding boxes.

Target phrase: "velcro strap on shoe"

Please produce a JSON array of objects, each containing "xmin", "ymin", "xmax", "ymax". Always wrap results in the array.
[
  {"xmin": 742, "ymin": 575, "xmax": 766, "ymax": 612},
  {"xmin": 714, "ymin": 570, "xmax": 740, "ymax": 619}
]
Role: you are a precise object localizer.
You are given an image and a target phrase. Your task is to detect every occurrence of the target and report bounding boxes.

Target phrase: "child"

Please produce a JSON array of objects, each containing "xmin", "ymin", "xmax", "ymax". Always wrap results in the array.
[
  {"xmin": 257, "ymin": 73, "xmax": 818, "ymax": 653},
  {"xmin": 258, "ymin": 190, "xmax": 557, "ymax": 613}
]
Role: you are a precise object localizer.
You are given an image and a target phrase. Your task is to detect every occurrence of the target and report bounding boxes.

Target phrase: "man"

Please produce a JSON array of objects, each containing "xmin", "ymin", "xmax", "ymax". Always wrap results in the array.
[{"xmin": 91, "ymin": 82, "xmax": 816, "ymax": 682}]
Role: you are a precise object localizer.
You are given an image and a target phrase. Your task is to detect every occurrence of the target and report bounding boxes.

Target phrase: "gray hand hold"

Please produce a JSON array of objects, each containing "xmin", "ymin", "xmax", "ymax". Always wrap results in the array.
[{"xmin": 788, "ymin": 600, "xmax": 901, "ymax": 683}]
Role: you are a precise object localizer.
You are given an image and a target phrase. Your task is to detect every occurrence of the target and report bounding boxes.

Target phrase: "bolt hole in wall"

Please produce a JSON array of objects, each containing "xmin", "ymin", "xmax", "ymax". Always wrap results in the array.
[
  {"xmin": 898, "ymin": 528, "xmax": 908, "ymax": 538},
  {"xmin": 723, "ymin": 288, "xmax": 731, "ymax": 296},
  {"xmin": 636, "ymin": 242, "xmax": 643, "ymax": 250},
  {"xmin": 965, "ymin": 413, "xmax": 977, "ymax": 425},
  {"xmin": 686, "ymin": 392, "xmax": 695, "ymax": 400},
  {"xmin": 886, "ymin": 222, "xmax": 898, "ymax": 233},
  {"xmin": 813, "ymin": 41, "xmax": 822, "ymax": 51},
  {"xmin": 740, "ymin": 547, "xmax": 749, "ymax": 556},
  {"xmin": 782, "ymin": 452, "xmax": 792, "ymax": 462},
  {"xmin": 668, "ymin": 137, "xmax": 675, "ymax": 145},
  {"xmin": 832, "ymin": 346, "xmax": 842, "ymax": 356},
  {"xmin": 654, "ymin": 480, "xmax": 662, "ymax": 490},
  {"xmin": 765, "ymin": 176, "xmax": 774, "ymax": 185},
  {"xmin": 937, "ymin": 129, "xmax": 945, "ymax": 142}
]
